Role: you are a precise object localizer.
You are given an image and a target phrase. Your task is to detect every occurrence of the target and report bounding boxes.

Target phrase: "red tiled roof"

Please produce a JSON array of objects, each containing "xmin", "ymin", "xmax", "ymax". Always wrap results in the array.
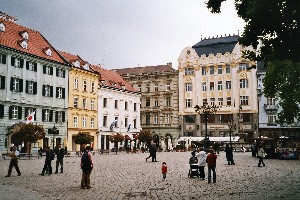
[
  {"xmin": 91, "ymin": 65, "xmax": 138, "ymax": 93},
  {"xmin": 0, "ymin": 18, "xmax": 67, "ymax": 64},
  {"xmin": 114, "ymin": 63, "xmax": 174, "ymax": 75}
]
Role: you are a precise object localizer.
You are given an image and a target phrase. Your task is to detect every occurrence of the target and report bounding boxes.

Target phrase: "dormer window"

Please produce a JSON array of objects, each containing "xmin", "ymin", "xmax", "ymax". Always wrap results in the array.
[
  {"xmin": 83, "ymin": 64, "xmax": 89, "ymax": 70},
  {"xmin": 20, "ymin": 40, "xmax": 28, "ymax": 49},
  {"xmin": 0, "ymin": 23, "xmax": 5, "ymax": 32},
  {"xmin": 44, "ymin": 48, "xmax": 52, "ymax": 57},
  {"xmin": 74, "ymin": 61, "xmax": 80, "ymax": 67},
  {"xmin": 22, "ymin": 32, "xmax": 29, "ymax": 40}
]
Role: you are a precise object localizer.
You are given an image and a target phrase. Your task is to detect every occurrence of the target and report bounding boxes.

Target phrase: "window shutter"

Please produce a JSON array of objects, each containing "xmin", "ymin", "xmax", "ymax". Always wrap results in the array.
[
  {"xmin": 0, "ymin": 104, "xmax": 4, "ymax": 118},
  {"xmin": 20, "ymin": 59, "xmax": 24, "ymax": 68},
  {"xmin": 42, "ymin": 85, "xmax": 45, "ymax": 96},
  {"xmin": 42, "ymin": 109, "xmax": 45, "ymax": 121},
  {"xmin": 19, "ymin": 79, "xmax": 23, "ymax": 92},
  {"xmin": 18, "ymin": 106, "xmax": 22, "ymax": 119},
  {"xmin": 24, "ymin": 107, "xmax": 28, "ymax": 119},
  {"xmin": 9, "ymin": 106, "xmax": 12, "ymax": 119},
  {"xmin": 26, "ymin": 61, "xmax": 29, "ymax": 70},
  {"xmin": 56, "ymin": 68, "xmax": 59, "ymax": 77},
  {"xmin": 33, "ymin": 82, "xmax": 37, "ymax": 94},
  {"xmin": 63, "ymin": 70, "xmax": 66, "ymax": 78},
  {"xmin": 43, "ymin": 65, "xmax": 46, "ymax": 74},
  {"xmin": 34, "ymin": 111, "xmax": 37, "ymax": 121},
  {"xmin": 56, "ymin": 87, "xmax": 59, "ymax": 98},
  {"xmin": 55, "ymin": 111, "xmax": 58, "ymax": 123},
  {"xmin": 11, "ymin": 57, "xmax": 15, "ymax": 66},
  {"xmin": 2, "ymin": 54, "xmax": 6, "ymax": 64},
  {"xmin": 62, "ymin": 111, "xmax": 65, "ymax": 122},
  {"xmin": 49, "ymin": 110, "xmax": 53, "ymax": 122},
  {"xmin": 50, "ymin": 86, "xmax": 53, "ymax": 97},
  {"xmin": 50, "ymin": 67, "xmax": 53, "ymax": 75},
  {"xmin": 62, "ymin": 88, "xmax": 65, "ymax": 99},
  {"xmin": 34, "ymin": 63, "xmax": 37, "ymax": 71},
  {"xmin": 25, "ymin": 80, "xmax": 28, "ymax": 93},
  {"xmin": 10, "ymin": 77, "xmax": 13, "ymax": 91},
  {"xmin": 0, "ymin": 76, "xmax": 5, "ymax": 89}
]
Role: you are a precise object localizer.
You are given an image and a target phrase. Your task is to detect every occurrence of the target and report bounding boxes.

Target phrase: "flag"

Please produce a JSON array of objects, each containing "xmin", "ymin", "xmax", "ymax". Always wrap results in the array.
[
  {"xmin": 110, "ymin": 121, "xmax": 116, "ymax": 131},
  {"xmin": 127, "ymin": 124, "xmax": 131, "ymax": 132},
  {"xmin": 26, "ymin": 111, "xmax": 35, "ymax": 124}
]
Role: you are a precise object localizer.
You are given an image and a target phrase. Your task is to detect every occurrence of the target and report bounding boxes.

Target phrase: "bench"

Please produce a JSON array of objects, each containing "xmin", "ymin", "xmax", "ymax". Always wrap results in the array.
[
  {"xmin": 2, "ymin": 153, "xmax": 41, "ymax": 160},
  {"xmin": 98, "ymin": 149, "xmax": 109, "ymax": 155},
  {"xmin": 1, "ymin": 153, "xmax": 9, "ymax": 160}
]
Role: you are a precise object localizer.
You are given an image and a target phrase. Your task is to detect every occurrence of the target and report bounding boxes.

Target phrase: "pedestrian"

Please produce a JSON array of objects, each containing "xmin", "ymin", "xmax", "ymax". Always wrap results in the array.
[
  {"xmin": 257, "ymin": 146, "xmax": 266, "ymax": 167},
  {"xmin": 5, "ymin": 146, "xmax": 21, "ymax": 177},
  {"xmin": 196, "ymin": 148, "xmax": 206, "ymax": 180},
  {"xmin": 225, "ymin": 144, "xmax": 235, "ymax": 165},
  {"xmin": 206, "ymin": 149, "xmax": 217, "ymax": 184},
  {"xmin": 152, "ymin": 141, "xmax": 158, "ymax": 162},
  {"xmin": 55, "ymin": 144, "xmax": 64, "ymax": 174},
  {"xmin": 145, "ymin": 142, "xmax": 153, "ymax": 162},
  {"xmin": 40, "ymin": 146, "xmax": 54, "ymax": 176},
  {"xmin": 81, "ymin": 146, "xmax": 93, "ymax": 189},
  {"xmin": 161, "ymin": 162, "xmax": 168, "ymax": 180}
]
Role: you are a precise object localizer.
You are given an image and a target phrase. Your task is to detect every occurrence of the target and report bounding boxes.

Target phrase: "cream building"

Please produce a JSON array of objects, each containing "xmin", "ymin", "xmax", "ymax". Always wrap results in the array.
[
  {"xmin": 115, "ymin": 63, "xmax": 180, "ymax": 147},
  {"xmin": 178, "ymin": 35, "xmax": 258, "ymax": 143},
  {"xmin": 59, "ymin": 51, "xmax": 99, "ymax": 151}
]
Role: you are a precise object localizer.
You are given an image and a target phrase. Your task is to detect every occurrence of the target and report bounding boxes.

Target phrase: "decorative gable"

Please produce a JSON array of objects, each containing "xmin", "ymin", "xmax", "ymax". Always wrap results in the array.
[{"xmin": 0, "ymin": 22, "xmax": 5, "ymax": 32}]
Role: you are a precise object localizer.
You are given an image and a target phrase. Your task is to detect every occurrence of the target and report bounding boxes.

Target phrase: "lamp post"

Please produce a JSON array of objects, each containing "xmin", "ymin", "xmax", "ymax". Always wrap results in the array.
[
  {"xmin": 194, "ymin": 100, "xmax": 218, "ymax": 151},
  {"xmin": 228, "ymin": 117, "xmax": 234, "ymax": 148},
  {"xmin": 51, "ymin": 125, "xmax": 58, "ymax": 150}
]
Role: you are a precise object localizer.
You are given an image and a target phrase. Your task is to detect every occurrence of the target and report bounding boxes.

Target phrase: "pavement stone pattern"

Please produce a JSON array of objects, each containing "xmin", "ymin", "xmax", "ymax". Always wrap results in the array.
[{"xmin": 0, "ymin": 151, "xmax": 300, "ymax": 200}]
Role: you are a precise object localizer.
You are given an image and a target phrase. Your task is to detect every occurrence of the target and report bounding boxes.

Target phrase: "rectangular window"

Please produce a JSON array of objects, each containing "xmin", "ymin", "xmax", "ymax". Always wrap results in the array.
[
  {"xmin": 210, "ymin": 66, "xmax": 214, "ymax": 75},
  {"xmin": 267, "ymin": 115, "xmax": 276, "ymax": 124},
  {"xmin": 44, "ymin": 85, "xmax": 51, "ymax": 97},
  {"xmin": 202, "ymin": 67, "xmax": 207, "ymax": 75},
  {"xmin": 218, "ymin": 65, "xmax": 222, "ymax": 74},
  {"xmin": 114, "ymin": 117, "xmax": 118, "ymax": 127},
  {"xmin": 154, "ymin": 83, "xmax": 158, "ymax": 91},
  {"xmin": 240, "ymin": 96, "xmax": 249, "ymax": 105},
  {"xmin": 103, "ymin": 116, "xmax": 107, "ymax": 127},
  {"xmin": 91, "ymin": 99, "xmax": 95, "ymax": 110},
  {"xmin": 74, "ymin": 78, "xmax": 79, "ymax": 90},
  {"xmin": 166, "ymin": 114, "xmax": 171, "ymax": 124},
  {"xmin": 202, "ymin": 82, "xmax": 207, "ymax": 91},
  {"xmin": 243, "ymin": 113, "xmax": 251, "ymax": 123},
  {"xmin": 103, "ymin": 98, "xmax": 107, "ymax": 107},
  {"xmin": 134, "ymin": 103, "xmax": 137, "ymax": 111},
  {"xmin": 0, "ymin": 54, "xmax": 7, "ymax": 64},
  {"xmin": 166, "ymin": 97, "xmax": 171, "ymax": 107},
  {"xmin": 218, "ymin": 81, "xmax": 222, "ymax": 90},
  {"xmin": 91, "ymin": 82, "xmax": 95, "ymax": 92},
  {"xmin": 133, "ymin": 119, "xmax": 137, "ymax": 128},
  {"xmin": 138, "ymin": 84, "xmax": 141, "ymax": 92},
  {"xmin": 43, "ymin": 109, "xmax": 51, "ymax": 122},
  {"xmin": 238, "ymin": 63, "xmax": 249, "ymax": 71},
  {"xmin": 210, "ymin": 82, "xmax": 214, "ymax": 90},
  {"xmin": 13, "ymin": 78, "xmax": 19, "ymax": 91},
  {"xmin": 185, "ymin": 99, "xmax": 192, "ymax": 108},
  {"xmin": 154, "ymin": 114, "xmax": 158, "ymax": 124},
  {"xmin": 57, "ymin": 69, "xmax": 64, "ymax": 77},
  {"xmin": 57, "ymin": 87, "xmax": 63, "ymax": 99},
  {"xmin": 146, "ymin": 84, "xmax": 150, "ymax": 92},
  {"xmin": 226, "ymin": 64, "xmax": 230, "ymax": 73},
  {"xmin": 82, "ymin": 117, "xmax": 87, "ymax": 127},
  {"xmin": 11, "ymin": 106, "xmax": 19, "ymax": 119},
  {"xmin": 114, "ymin": 100, "xmax": 118, "ymax": 109},
  {"xmin": 166, "ymin": 83, "xmax": 171, "ymax": 91},
  {"xmin": 0, "ymin": 76, "xmax": 5, "ymax": 89},
  {"xmin": 125, "ymin": 101, "xmax": 128, "ymax": 110},
  {"xmin": 227, "ymin": 97, "xmax": 231, "ymax": 105},
  {"xmin": 45, "ymin": 66, "xmax": 52, "ymax": 75},
  {"xmin": 27, "ymin": 81, "xmax": 34, "ymax": 94},
  {"xmin": 83, "ymin": 98, "xmax": 87, "ymax": 109},
  {"xmin": 74, "ymin": 97, "xmax": 78, "ymax": 108},
  {"xmin": 218, "ymin": 98, "xmax": 223, "ymax": 106},
  {"xmin": 74, "ymin": 116, "xmax": 78, "ymax": 127},
  {"xmin": 146, "ymin": 115, "xmax": 150, "ymax": 125},
  {"xmin": 267, "ymin": 98, "xmax": 276, "ymax": 105},
  {"xmin": 185, "ymin": 68, "xmax": 194, "ymax": 75},
  {"xmin": 240, "ymin": 79, "xmax": 248, "ymax": 88},
  {"xmin": 83, "ymin": 80, "xmax": 87, "ymax": 92},
  {"xmin": 91, "ymin": 117, "xmax": 95, "ymax": 128},
  {"xmin": 185, "ymin": 83, "xmax": 192, "ymax": 91},
  {"xmin": 210, "ymin": 98, "xmax": 215, "ymax": 106},
  {"xmin": 146, "ymin": 98, "xmax": 150, "ymax": 107},
  {"xmin": 226, "ymin": 81, "xmax": 231, "ymax": 89},
  {"xmin": 125, "ymin": 118, "xmax": 128, "ymax": 127},
  {"xmin": 11, "ymin": 57, "xmax": 24, "ymax": 68},
  {"xmin": 56, "ymin": 111, "xmax": 63, "ymax": 123},
  {"xmin": 11, "ymin": 78, "xmax": 23, "ymax": 92},
  {"xmin": 154, "ymin": 100, "xmax": 159, "ymax": 107},
  {"xmin": 26, "ymin": 61, "xmax": 37, "ymax": 71}
]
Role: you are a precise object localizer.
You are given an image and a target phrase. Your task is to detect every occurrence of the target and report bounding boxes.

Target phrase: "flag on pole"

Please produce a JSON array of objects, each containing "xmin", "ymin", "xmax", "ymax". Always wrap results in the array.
[
  {"xmin": 127, "ymin": 124, "xmax": 131, "ymax": 132},
  {"xmin": 110, "ymin": 120, "xmax": 117, "ymax": 131},
  {"xmin": 26, "ymin": 111, "xmax": 35, "ymax": 124}
]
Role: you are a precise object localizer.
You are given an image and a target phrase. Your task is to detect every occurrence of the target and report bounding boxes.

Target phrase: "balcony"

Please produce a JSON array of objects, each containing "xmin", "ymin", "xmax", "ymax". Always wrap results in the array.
[{"xmin": 264, "ymin": 104, "xmax": 279, "ymax": 113}]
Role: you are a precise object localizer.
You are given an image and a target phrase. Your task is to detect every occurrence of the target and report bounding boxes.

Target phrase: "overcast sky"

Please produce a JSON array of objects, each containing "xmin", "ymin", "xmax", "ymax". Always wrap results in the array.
[{"xmin": 1, "ymin": 0, "xmax": 244, "ymax": 69}]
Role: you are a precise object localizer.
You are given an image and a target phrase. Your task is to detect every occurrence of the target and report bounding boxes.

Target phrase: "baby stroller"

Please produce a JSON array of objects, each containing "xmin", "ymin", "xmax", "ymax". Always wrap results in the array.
[{"xmin": 188, "ymin": 155, "xmax": 199, "ymax": 178}]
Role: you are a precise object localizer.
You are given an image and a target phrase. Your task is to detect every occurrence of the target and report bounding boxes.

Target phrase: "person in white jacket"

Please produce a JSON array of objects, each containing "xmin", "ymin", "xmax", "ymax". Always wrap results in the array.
[
  {"xmin": 257, "ymin": 146, "xmax": 266, "ymax": 167},
  {"xmin": 196, "ymin": 148, "xmax": 207, "ymax": 180}
]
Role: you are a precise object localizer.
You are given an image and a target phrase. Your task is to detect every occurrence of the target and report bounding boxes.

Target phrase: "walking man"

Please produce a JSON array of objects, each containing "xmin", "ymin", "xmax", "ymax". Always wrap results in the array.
[
  {"xmin": 81, "ymin": 146, "xmax": 93, "ymax": 189},
  {"xmin": 55, "ymin": 144, "xmax": 64, "ymax": 174},
  {"xmin": 225, "ymin": 144, "xmax": 235, "ymax": 165},
  {"xmin": 5, "ymin": 146, "xmax": 21, "ymax": 177},
  {"xmin": 206, "ymin": 149, "xmax": 217, "ymax": 184},
  {"xmin": 40, "ymin": 146, "xmax": 54, "ymax": 176}
]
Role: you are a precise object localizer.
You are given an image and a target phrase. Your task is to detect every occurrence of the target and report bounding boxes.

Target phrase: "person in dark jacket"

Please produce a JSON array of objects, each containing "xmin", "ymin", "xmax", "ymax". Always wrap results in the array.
[
  {"xmin": 81, "ymin": 146, "xmax": 93, "ymax": 189},
  {"xmin": 55, "ymin": 144, "xmax": 64, "ymax": 174},
  {"xmin": 40, "ymin": 146, "xmax": 54, "ymax": 176},
  {"xmin": 225, "ymin": 144, "xmax": 235, "ymax": 165},
  {"xmin": 206, "ymin": 149, "xmax": 217, "ymax": 184}
]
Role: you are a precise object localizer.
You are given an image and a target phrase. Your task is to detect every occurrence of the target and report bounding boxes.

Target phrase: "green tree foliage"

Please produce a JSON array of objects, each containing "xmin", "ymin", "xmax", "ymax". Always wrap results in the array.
[
  {"xmin": 206, "ymin": 0, "xmax": 300, "ymax": 122},
  {"xmin": 137, "ymin": 130, "xmax": 152, "ymax": 145},
  {"xmin": 73, "ymin": 132, "xmax": 93, "ymax": 151}
]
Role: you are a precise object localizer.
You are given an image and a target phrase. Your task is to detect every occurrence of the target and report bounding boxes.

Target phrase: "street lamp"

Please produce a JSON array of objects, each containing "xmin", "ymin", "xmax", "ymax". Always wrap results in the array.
[
  {"xmin": 50, "ymin": 125, "xmax": 58, "ymax": 150},
  {"xmin": 194, "ymin": 100, "xmax": 218, "ymax": 151},
  {"xmin": 228, "ymin": 117, "xmax": 234, "ymax": 148}
]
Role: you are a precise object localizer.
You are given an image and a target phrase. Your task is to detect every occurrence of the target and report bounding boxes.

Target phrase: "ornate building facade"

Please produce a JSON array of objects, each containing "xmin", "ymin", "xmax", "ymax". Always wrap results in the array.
[
  {"xmin": 115, "ymin": 63, "xmax": 180, "ymax": 146},
  {"xmin": 178, "ymin": 35, "xmax": 258, "ymax": 143}
]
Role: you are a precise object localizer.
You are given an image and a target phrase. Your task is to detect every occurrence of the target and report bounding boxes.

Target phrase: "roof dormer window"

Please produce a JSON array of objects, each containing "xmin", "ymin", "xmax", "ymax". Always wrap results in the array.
[
  {"xmin": 44, "ymin": 48, "xmax": 52, "ymax": 57},
  {"xmin": 74, "ymin": 60, "xmax": 80, "ymax": 67},
  {"xmin": 0, "ymin": 23, "xmax": 5, "ymax": 32},
  {"xmin": 22, "ymin": 31, "xmax": 29, "ymax": 40},
  {"xmin": 83, "ymin": 64, "xmax": 89, "ymax": 70},
  {"xmin": 20, "ymin": 40, "xmax": 28, "ymax": 49}
]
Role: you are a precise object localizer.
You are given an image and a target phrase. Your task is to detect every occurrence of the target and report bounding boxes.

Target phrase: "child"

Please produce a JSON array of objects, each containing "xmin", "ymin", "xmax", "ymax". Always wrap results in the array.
[{"xmin": 161, "ymin": 162, "xmax": 168, "ymax": 180}]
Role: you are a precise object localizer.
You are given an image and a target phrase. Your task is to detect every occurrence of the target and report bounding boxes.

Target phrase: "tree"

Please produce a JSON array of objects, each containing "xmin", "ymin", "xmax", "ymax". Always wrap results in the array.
[
  {"xmin": 73, "ymin": 132, "xmax": 93, "ymax": 152},
  {"xmin": 10, "ymin": 123, "xmax": 45, "ymax": 155},
  {"xmin": 137, "ymin": 130, "xmax": 152, "ymax": 146},
  {"xmin": 109, "ymin": 133, "xmax": 124, "ymax": 154},
  {"xmin": 206, "ymin": 0, "xmax": 300, "ymax": 123}
]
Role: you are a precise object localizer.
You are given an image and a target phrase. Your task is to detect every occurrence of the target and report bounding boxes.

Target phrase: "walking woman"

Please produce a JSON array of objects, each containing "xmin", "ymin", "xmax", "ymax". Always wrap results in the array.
[{"xmin": 257, "ymin": 146, "xmax": 266, "ymax": 167}]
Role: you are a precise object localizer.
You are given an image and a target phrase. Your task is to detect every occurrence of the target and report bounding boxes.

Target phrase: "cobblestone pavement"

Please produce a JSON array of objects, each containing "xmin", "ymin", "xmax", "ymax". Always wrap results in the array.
[{"xmin": 0, "ymin": 151, "xmax": 300, "ymax": 200}]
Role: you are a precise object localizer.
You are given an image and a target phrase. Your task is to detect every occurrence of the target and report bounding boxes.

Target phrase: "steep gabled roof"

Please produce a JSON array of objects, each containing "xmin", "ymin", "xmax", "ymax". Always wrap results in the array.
[
  {"xmin": 192, "ymin": 35, "xmax": 239, "ymax": 56},
  {"xmin": 58, "ymin": 50, "xmax": 92, "ymax": 71},
  {"xmin": 114, "ymin": 63, "xmax": 174, "ymax": 75},
  {"xmin": 91, "ymin": 65, "xmax": 137, "ymax": 93},
  {"xmin": 0, "ymin": 17, "xmax": 67, "ymax": 64}
]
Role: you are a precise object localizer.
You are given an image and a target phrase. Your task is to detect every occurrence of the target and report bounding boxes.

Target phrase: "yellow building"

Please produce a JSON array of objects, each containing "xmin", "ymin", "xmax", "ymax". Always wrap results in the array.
[{"xmin": 59, "ymin": 51, "xmax": 99, "ymax": 151}]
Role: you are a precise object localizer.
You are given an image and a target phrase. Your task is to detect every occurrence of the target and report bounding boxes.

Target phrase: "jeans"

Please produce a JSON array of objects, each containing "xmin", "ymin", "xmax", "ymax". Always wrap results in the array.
[
  {"xmin": 7, "ymin": 159, "xmax": 21, "ymax": 176},
  {"xmin": 56, "ymin": 158, "xmax": 63, "ymax": 173},
  {"xmin": 208, "ymin": 166, "xmax": 216, "ymax": 183},
  {"xmin": 198, "ymin": 166, "xmax": 205, "ymax": 179},
  {"xmin": 258, "ymin": 157, "xmax": 265, "ymax": 166},
  {"xmin": 81, "ymin": 172, "xmax": 91, "ymax": 188}
]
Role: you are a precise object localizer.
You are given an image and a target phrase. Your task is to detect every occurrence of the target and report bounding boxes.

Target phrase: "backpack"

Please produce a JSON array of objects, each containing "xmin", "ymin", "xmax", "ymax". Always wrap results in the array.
[{"xmin": 81, "ymin": 151, "xmax": 90, "ymax": 166}]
